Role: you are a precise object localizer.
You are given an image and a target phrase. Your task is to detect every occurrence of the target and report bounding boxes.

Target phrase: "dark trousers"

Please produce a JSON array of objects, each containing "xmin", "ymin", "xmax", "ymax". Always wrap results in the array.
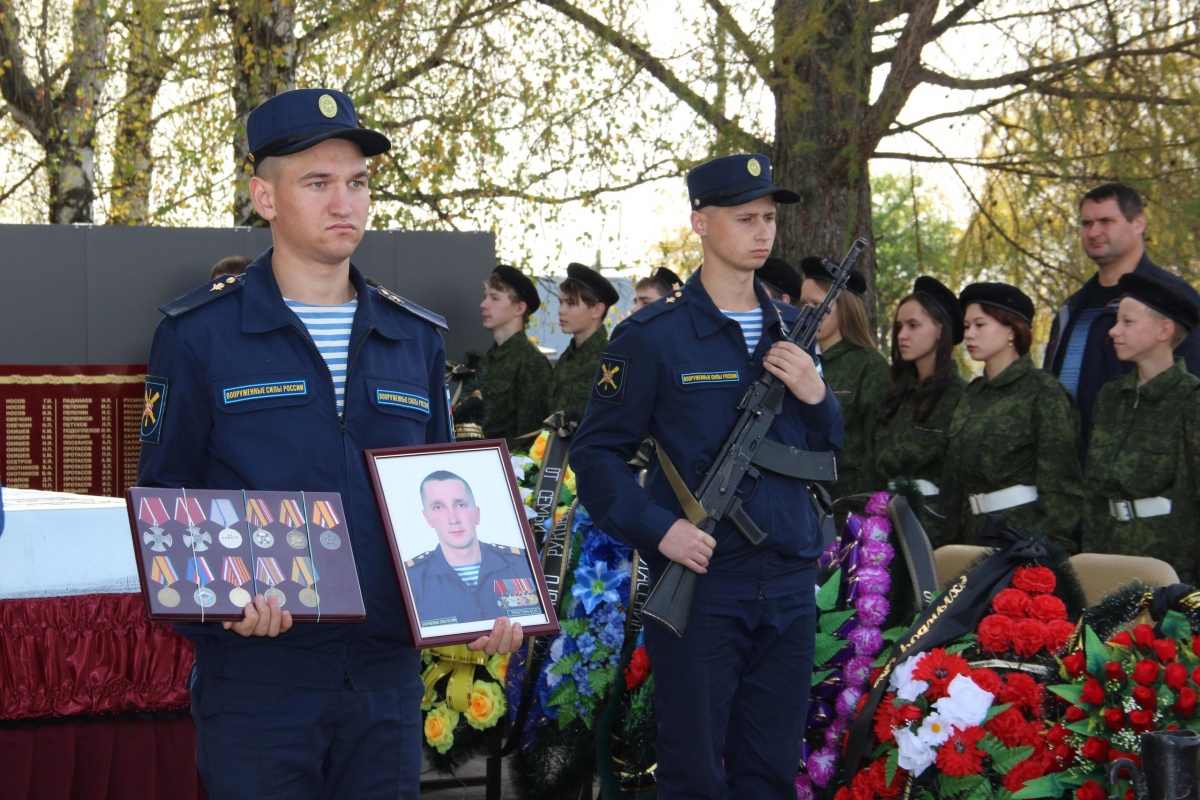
[
  {"xmin": 645, "ymin": 563, "xmax": 817, "ymax": 800},
  {"xmin": 190, "ymin": 670, "xmax": 424, "ymax": 800}
]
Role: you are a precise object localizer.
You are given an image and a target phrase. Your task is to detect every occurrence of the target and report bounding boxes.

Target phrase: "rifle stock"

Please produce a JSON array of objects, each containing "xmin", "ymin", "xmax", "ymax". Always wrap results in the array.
[{"xmin": 640, "ymin": 238, "xmax": 868, "ymax": 637}]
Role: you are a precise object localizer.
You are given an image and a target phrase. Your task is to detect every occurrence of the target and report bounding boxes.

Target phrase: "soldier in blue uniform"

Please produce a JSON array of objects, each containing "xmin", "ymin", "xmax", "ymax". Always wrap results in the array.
[
  {"xmin": 404, "ymin": 470, "xmax": 542, "ymax": 626},
  {"xmin": 136, "ymin": 89, "xmax": 521, "ymax": 800},
  {"xmin": 571, "ymin": 153, "xmax": 843, "ymax": 799}
]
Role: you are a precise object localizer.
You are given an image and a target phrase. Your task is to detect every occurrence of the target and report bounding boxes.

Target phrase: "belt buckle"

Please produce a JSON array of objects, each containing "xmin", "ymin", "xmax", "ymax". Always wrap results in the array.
[
  {"xmin": 968, "ymin": 494, "xmax": 984, "ymax": 515},
  {"xmin": 1110, "ymin": 500, "xmax": 1133, "ymax": 522}
]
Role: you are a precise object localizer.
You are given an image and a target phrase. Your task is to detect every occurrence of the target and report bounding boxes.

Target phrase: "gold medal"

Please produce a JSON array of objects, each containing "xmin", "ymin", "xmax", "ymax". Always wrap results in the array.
[
  {"xmin": 158, "ymin": 586, "xmax": 180, "ymax": 608},
  {"xmin": 229, "ymin": 587, "xmax": 252, "ymax": 608},
  {"xmin": 299, "ymin": 587, "xmax": 319, "ymax": 607},
  {"xmin": 286, "ymin": 530, "xmax": 308, "ymax": 549},
  {"xmin": 264, "ymin": 587, "xmax": 286, "ymax": 606}
]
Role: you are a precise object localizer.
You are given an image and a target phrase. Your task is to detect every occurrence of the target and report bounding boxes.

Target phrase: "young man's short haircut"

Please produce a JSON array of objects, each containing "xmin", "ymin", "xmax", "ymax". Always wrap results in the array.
[
  {"xmin": 560, "ymin": 279, "xmax": 604, "ymax": 310},
  {"xmin": 485, "ymin": 273, "xmax": 533, "ymax": 324}
]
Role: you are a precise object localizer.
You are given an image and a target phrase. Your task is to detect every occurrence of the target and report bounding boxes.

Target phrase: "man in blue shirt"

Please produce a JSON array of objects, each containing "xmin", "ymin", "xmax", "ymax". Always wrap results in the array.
[{"xmin": 571, "ymin": 154, "xmax": 843, "ymax": 799}]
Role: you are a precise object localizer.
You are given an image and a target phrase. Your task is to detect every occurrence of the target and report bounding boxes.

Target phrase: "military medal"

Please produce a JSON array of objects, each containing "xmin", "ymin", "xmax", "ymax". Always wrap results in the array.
[
  {"xmin": 312, "ymin": 500, "xmax": 341, "ymax": 550},
  {"xmin": 176, "ymin": 495, "xmax": 211, "ymax": 552},
  {"xmin": 187, "ymin": 556, "xmax": 216, "ymax": 608},
  {"xmin": 223, "ymin": 556, "xmax": 252, "ymax": 608},
  {"xmin": 280, "ymin": 498, "xmax": 308, "ymax": 549},
  {"xmin": 194, "ymin": 586, "xmax": 217, "ymax": 607},
  {"xmin": 292, "ymin": 557, "xmax": 320, "ymax": 608},
  {"xmin": 139, "ymin": 496, "xmax": 172, "ymax": 551},
  {"xmin": 246, "ymin": 498, "xmax": 275, "ymax": 548},
  {"xmin": 150, "ymin": 555, "xmax": 179, "ymax": 608},
  {"xmin": 495, "ymin": 578, "xmax": 537, "ymax": 609},
  {"xmin": 256, "ymin": 557, "xmax": 286, "ymax": 606},
  {"xmin": 211, "ymin": 498, "xmax": 243, "ymax": 548}
]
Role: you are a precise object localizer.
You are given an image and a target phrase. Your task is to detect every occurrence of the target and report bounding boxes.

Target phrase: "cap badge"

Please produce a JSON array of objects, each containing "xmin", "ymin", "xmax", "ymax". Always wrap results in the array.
[
  {"xmin": 746, "ymin": 158, "xmax": 762, "ymax": 177},
  {"xmin": 318, "ymin": 94, "xmax": 338, "ymax": 118}
]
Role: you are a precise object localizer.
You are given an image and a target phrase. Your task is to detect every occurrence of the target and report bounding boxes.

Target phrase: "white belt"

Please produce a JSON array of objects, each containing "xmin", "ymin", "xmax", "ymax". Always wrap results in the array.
[
  {"xmin": 969, "ymin": 484, "xmax": 1038, "ymax": 515},
  {"xmin": 1109, "ymin": 496, "xmax": 1171, "ymax": 522},
  {"xmin": 890, "ymin": 479, "xmax": 940, "ymax": 497}
]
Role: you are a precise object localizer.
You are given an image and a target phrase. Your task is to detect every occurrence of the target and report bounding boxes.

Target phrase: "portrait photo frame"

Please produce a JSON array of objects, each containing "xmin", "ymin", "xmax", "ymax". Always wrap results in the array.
[{"xmin": 365, "ymin": 438, "xmax": 559, "ymax": 648}]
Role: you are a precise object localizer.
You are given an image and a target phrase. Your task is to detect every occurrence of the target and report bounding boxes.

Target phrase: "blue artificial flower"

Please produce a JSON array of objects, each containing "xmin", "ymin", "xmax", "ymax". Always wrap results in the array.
[
  {"xmin": 571, "ymin": 560, "xmax": 625, "ymax": 614},
  {"xmin": 575, "ymin": 631, "xmax": 598, "ymax": 660}
]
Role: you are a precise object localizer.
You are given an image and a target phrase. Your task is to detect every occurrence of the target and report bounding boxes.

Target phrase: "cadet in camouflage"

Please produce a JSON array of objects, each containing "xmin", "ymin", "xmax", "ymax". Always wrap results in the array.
[
  {"xmin": 480, "ymin": 265, "xmax": 552, "ymax": 447},
  {"xmin": 941, "ymin": 283, "xmax": 1084, "ymax": 549},
  {"xmin": 800, "ymin": 258, "xmax": 888, "ymax": 497},
  {"xmin": 547, "ymin": 262, "xmax": 617, "ymax": 420},
  {"xmin": 1083, "ymin": 271, "xmax": 1200, "ymax": 584}
]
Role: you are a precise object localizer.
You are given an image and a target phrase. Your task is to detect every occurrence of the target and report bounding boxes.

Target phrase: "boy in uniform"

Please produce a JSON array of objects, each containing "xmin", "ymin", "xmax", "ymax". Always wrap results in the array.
[
  {"xmin": 480, "ymin": 264, "xmax": 552, "ymax": 447},
  {"xmin": 546, "ymin": 262, "xmax": 618, "ymax": 418}
]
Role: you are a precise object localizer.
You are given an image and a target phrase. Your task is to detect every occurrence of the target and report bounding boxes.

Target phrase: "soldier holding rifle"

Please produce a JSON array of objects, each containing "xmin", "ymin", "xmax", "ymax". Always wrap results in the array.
[{"xmin": 571, "ymin": 154, "xmax": 844, "ymax": 799}]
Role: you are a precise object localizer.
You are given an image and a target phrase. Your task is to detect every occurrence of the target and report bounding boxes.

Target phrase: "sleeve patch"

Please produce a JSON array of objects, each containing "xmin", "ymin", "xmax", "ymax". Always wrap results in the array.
[
  {"xmin": 592, "ymin": 356, "xmax": 628, "ymax": 405},
  {"xmin": 140, "ymin": 376, "xmax": 169, "ymax": 444}
]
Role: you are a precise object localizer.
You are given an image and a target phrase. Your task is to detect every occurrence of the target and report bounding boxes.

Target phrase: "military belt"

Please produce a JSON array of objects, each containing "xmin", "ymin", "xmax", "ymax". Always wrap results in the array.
[
  {"xmin": 890, "ymin": 478, "xmax": 940, "ymax": 497},
  {"xmin": 968, "ymin": 484, "xmax": 1037, "ymax": 515},
  {"xmin": 1109, "ymin": 496, "xmax": 1171, "ymax": 522}
]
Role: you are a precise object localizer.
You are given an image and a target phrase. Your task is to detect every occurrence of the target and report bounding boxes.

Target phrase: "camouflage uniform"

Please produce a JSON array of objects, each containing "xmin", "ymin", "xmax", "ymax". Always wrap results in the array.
[
  {"xmin": 865, "ymin": 374, "xmax": 966, "ymax": 547},
  {"xmin": 941, "ymin": 354, "xmax": 1084, "ymax": 548},
  {"xmin": 481, "ymin": 330, "xmax": 552, "ymax": 448},
  {"xmin": 547, "ymin": 327, "xmax": 609, "ymax": 420},
  {"xmin": 820, "ymin": 340, "xmax": 890, "ymax": 497},
  {"xmin": 1083, "ymin": 359, "xmax": 1200, "ymax": 584}
]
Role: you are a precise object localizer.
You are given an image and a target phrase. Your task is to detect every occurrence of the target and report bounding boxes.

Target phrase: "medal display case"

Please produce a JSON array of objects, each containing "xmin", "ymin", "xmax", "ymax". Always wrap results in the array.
[{"xmin": 125, "ymin": 487, "xmax": 366, "ymax": 621}]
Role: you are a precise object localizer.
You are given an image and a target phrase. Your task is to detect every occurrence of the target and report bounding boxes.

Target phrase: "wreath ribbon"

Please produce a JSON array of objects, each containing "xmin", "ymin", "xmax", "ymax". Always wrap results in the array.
[{"xmin": 421, "ymin": 644, "xmax": 487, "ymax": 712}]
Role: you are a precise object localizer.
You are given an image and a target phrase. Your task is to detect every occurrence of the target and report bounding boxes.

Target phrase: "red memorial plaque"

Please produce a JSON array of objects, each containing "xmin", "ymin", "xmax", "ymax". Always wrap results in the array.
[
  {"xmin": 1, "ymin": 365, "xmax": 145, "ymax": 497},
  {"xmin": 126, "ymin": 487, "xmax": 366, "ymax": 622}
]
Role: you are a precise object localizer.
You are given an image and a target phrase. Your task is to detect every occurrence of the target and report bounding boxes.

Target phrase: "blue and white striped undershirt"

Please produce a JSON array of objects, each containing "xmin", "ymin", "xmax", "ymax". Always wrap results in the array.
[
  {"xmin": 284, "ymin": 298, "xmax": 357, "ymax": 413},
  {"xmin": 453, "ymin": 563, "xmax": 481, "ymax": 588},
  {"xmin": 721, "ymin": 308, "xmax": 763, "ymax": 356}
]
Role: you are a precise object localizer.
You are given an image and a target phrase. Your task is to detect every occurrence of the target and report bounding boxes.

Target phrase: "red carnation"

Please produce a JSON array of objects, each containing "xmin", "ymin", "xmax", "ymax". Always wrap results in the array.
[
  {"xmin": 1174, "ymin": 687, "xmax": 1198, "ymax": 718},
  {"xmin": 1133, "ymin": 660, "xmax": 1161, "ymax": 686},
  {"xmin": 1104, "ymin": 661, "xmax": 1127, "ymax": 683},
  {"xmin": 993, "ymin": 588, "xmax": 1032, "ymax": 617},
  {"xmin": 624, "ymin": 646, "xmax": 652, "ymax": 690},
  {"xmin": 1081, "ymin": 678, "xmax": 1107, "ymax": 705},
  {"xmin": 1166, "ymin": 662, "xmax": 1188, "ymax": 690},
  {"xmin": 1104, "ymin": 707, "xmax": 1126, "ymax": 731},
  {"xmin": 970, "ymin": 667, "xmax": 1002, "ymax": 695},
  {"xmin": 1000, "ymin": 671, "xmax": 1043, "ymax": 712},
  {"xmin": 1046, "ymin": 620, "xmax": 1077, "ymax": 653},
  {"xmin": 1063, "ymin": 652, "xmax": 1087, "ymax": 677},
  {"xmin": 872, "ymin": 695, "xmax": 913, "ymax": 743},
  {"xmin": 1012, "ymin": 565, "xmax": 1056, "ymax": 592},
  {"xmin": 1111, "ymin": 630, "xmax": 1134, "ymax": 647},
  {"xmin": 937, "ymin": 725, "xmax": 987, "ymax": 777},
  {"xmin": 1065, "ymin": 705, "xmax": 1087, "ymax": 722},
  {"xmin": 1154, "ymin": 638, "xmax": 1178, "ymax": 662},
  {"xmin": 1129, "ymin": 709, "xmax": 1155, "ymax": 733},
  {"xmin": 987, "ymin": 706, "xmax": 1038, "ymax": 747},
  {"xmin": 1013, "ymin": 617, "xmax": 1050, "ymax": 657},
  {"xmin": 1193, "ymin": 635, "xmax": 1200, "ymax": 658},
  {"xmin": 834, "ymin": 790, "xmax": 850, "ymax": 800},
  {"xmin": 1004, "ymin": 758, "xmax": 1045, "ymax": 793},
  {"xmin": 1192, "ymin": 666, "xmax": 1200, "ymax": 687},
  {"xmin": 1081, "ymin": 736, "xmax": 1111, "ymax": 762},
  {"xmin": 911, "ymin": 648, "xmax": 970, "ymax": 699},
  {"xmin": 1030, "ymin": 593, "xmax": 1067, "ymax": 621},
  {"xmin": 977, "ymin": 615, "xmax": 1014, "ymax": 654},
  {"xmin": 1046, "ymin": 722, "xmax": 1068, "ymax": 747},
  {"xmin": 1077, "ymin": 780, "xmax": 1107, "ymax": 800},
  {"xmin": 1132, "ymin": 684, "xmax": 1157, "ymax": 710},
  {"xmin": 1133, "ymin": 624, "xmax": 1155, "ymax": 649}
]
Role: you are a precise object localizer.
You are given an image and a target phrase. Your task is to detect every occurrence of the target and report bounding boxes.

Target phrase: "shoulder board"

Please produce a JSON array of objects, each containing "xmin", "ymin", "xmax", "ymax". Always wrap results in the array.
[
  {"xmin": 628, "ymin": 289, "xmax": 686, "ymax": 325},
  {"xmin": 159, "ymin": 275, "xmax": 244, "ymax": 318},
  {"xmin": 405, "ymin": 550, "xmax": 435, "ymax": 568},
  {"xmin": 373, "ymin": 286, "xmax": 448, "ymax": 334},
  {"xmin": 486, "ymin": 541, "xmax": 524, "ymax": 556}
]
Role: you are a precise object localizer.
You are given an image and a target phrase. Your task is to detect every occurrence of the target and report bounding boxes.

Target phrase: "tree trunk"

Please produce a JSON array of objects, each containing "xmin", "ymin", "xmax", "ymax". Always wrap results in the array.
[
  {"xmin": 110, "ymin": 0, "xmax": 168, "ymax": 225},
  {"xmin": 230, "ymin": 0, "xmax": 297, "ymax": 226}
]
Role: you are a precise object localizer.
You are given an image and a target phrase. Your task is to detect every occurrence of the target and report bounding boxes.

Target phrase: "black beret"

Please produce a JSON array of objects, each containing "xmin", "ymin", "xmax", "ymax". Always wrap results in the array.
[
  {"xmin": 757, "ymin": 257, "xmax": 801, "ymax": 298},
  {"xmin": 247, "ymin": 89, "xmax": 390, "ymax": 165},
  {"xmin": 652, "ymin": 267, "xmax": 684, "ymax": 291},
  {"xmin": 799, "ymin": 255, "xmax": 866, "ymax": 297},
  {"xmin": 959, "ymin": 282, "xmax": 1034, "ymax": 326},
  {"xmin": 564, "ymin": 262, "xmax": 619, "ymax": 308},
  {"xmin": 912, "ymin": 276, "xmax": 964, "ymax": 344},
  {"xmin": 1118, "ymin": 272, "xmax": 1200, "ymax": 331},
  {"xmin": 687, "ymin": 154, "xmax": 800, "ymax": 209},
  {"xmin": 492, "ymin": 264, "xmax": 541, "ymax": 314}
]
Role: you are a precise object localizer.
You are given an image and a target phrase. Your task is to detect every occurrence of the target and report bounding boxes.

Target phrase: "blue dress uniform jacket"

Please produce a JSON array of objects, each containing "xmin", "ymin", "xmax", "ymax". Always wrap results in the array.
[
  {"xmin": 570, "ymin": 273, "xmax": 843, "ymax": 596},
  {"xmin": 404, "ymin": 541, "xmax": 542, "ymax": 626},
  {"xmin": 137, "ymin": 252, "xmax": 450, "ymax": 691}
]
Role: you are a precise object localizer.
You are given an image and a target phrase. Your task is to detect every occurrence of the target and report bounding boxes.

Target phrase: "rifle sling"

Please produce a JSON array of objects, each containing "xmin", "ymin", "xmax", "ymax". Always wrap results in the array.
[{"xmin": 653, "ymin": 441, "xmax": 709, "ymax": 527}]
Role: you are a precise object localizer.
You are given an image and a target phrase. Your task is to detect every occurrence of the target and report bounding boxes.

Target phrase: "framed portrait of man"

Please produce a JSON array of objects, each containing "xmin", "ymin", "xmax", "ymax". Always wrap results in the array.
[{"xmin": 365, "ymin": 439, "xmax": 559, "ymax": 647}]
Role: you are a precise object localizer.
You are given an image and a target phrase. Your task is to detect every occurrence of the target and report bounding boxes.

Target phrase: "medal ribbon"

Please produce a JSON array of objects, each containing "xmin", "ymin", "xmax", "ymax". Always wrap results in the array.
[
  {"xmin": 279, "ymin": 499, "xmax": 305, "ymax": 528},
  {"xmin": 245, "ymin": 498, "xmax": 274, "ymax": 528},
  {"xmin": 186, "ymin": 556, "xmax": 214, "ymax": 586},
  {"xmin": 311, "ymin": 500, "xmax": 339, "ymax": 528},
  {"xmin": 256, "ymin": 557, "xmax": 284, "ymax": 586},
  {"xmin": 174, "ymin": 496, "xmax": 205, "ymax": 525},
  {"xmin": 210, "ymin": 498, "xmax": 239, "ymax": 528},
  {"xmin": 291, "ymin": 557, "xmax": 319, "ymax": 587},
  {"xmin": 139, "ymin": 496, "xmax": 169, "ymax": 526},
  {"xmin": 222, "ymin": 556, "xmax": 250, "ymax": 586},
  {"xmin": 150, "ymin": 556, "xmax": 178, "ymax": 585}
]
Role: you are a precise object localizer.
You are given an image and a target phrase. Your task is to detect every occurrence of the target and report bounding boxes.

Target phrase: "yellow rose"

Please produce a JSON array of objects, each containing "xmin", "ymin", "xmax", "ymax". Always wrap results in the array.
[
  {"xmin": 465, "ymin": 679, "xmax": 506, "ymax": 730},
  {"xmin": 554, "ymin": 505, "xmax": 567, "ymax": 524},
  {"xmin": 424, "ymin": 704, "xmax": 460, "ymax": 754},
  {"xmin": 563, "ymin": 467, "xmax": 577, "ymax": 495},
  {"xmin": 487, "ymin": 652, "xmax": 511, "ymax": 683},
  {"xmin": 529, "ymin": 431, "xmax": 549, "ymax": 463}
]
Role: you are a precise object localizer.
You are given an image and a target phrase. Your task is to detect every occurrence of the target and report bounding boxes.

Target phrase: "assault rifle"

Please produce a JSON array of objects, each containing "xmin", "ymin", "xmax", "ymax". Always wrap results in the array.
[{"xmin": 641, "ymin": 237, "xmax": 868, "ymax": 637}]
